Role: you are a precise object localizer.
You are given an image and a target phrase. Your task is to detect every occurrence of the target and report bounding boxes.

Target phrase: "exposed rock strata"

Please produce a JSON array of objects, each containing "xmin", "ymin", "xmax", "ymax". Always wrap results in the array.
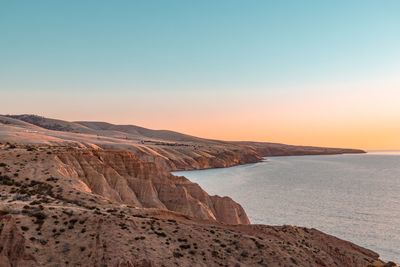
[
  {"xmin": 0, "ymin": 145, "xmax": 393, "ymax": 267},
  {"xmin": 0, "ymin": 147, "xmax": 249, "ymax": 225},
  {"xmin": 0, "ymin": 115, "xmax": 392, "ymax": 266},
  {"xmin": 0, "ymin": 114, "xmax": 365, "ymax": 173}
]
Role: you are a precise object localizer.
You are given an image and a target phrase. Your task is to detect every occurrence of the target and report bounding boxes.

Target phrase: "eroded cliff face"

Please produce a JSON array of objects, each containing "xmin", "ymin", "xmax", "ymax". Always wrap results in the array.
[
  {"xmin": 149, "ymin": 145, "xmax": 262, "ymax": 171},
  {"xmin": 14, "ymin": 147, "xmax": 249, "ymax": 225},
  {"xmin": 0, "ymin": 145, "xmax": 393, "ymax": 266},
  {"xmin": 0, "ymin": 215, "xmax": 37, "ymax": 266}
]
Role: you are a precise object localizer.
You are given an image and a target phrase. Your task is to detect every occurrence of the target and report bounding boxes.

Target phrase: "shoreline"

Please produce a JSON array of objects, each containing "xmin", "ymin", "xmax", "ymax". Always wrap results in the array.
[
  {"xmin": 171, "ymin": 151, "xmax": 368, "ymax": 173},
  {"xmin": 177, "ymin": 152, "xmax": 400, "ymax": 263},
  {"xmin": 0, "ymin": 116, "xmax": 395, "ymax": 266}
]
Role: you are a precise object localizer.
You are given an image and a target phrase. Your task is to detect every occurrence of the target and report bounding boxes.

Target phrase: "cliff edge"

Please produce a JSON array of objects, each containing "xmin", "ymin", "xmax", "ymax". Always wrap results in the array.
[{"xmin": 0, "ymin": 115, "xmax": 392, "ymax": 267}]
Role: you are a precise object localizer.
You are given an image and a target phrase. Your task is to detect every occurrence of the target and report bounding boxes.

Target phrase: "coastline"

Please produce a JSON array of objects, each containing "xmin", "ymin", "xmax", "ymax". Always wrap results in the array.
[
  {"xmin": 177, "ymin": 153, "xmax": 400, "ymax": 263},
  {"xmin": 171, "ymin": 150, "xmax": 366, "ymax": 173},
  {"xmin": 0, "ymin": 116, "xmax": 395, "ymax": 266}
]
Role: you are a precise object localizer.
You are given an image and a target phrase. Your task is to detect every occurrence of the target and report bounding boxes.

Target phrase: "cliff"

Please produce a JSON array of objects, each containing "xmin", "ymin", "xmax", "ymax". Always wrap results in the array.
[
  {"xmin": 54, "ymin": 148, "xmax": 249, "ymax": 224},
  {"xmin": 0, "ymin": 143, "xmax": 392, "ymax": 267},
  {"xmin": 0, "ymin": 145, "xmax": 248, "ymax": 225},
  {"xmin": 0, "ymin": 115, "xmax": 392, "ymax": 266}
]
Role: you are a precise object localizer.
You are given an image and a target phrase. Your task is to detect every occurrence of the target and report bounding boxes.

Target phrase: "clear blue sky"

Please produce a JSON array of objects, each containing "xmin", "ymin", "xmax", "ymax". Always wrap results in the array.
[{"xmin": 1, "ymin": 1, "xmax": 400, "ymax": 149}]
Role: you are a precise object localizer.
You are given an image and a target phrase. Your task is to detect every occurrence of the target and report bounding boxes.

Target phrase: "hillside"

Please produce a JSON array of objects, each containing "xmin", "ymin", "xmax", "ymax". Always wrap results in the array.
[
  {"xmin": 0, "ymin": 114, "xmax": 365, "ymax": 170},
  {"xmin": 0, "ymin": 115, "xmax": 391, "ymax": 267}
]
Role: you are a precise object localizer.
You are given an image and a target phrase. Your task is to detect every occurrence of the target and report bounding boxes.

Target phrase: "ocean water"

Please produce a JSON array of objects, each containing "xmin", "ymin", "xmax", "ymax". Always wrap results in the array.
[{"xmin": 174, "ymin": 153, "xmax": 400, "ymax": 262}]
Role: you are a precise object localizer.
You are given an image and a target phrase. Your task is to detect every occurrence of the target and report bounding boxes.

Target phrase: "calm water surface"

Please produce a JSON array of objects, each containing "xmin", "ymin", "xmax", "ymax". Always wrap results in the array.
[{"xmin": 174, "ymin": 153, "xmax": 400, "ymax": 262}]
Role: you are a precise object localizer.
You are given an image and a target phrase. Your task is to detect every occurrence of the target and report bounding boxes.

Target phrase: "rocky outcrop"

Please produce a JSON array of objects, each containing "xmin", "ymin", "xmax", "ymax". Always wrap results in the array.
[
  {"xmin": 0, "ymin": 215, "xmax": 37, "ymax": 267},
  {"xmin": 0, "ymin": 144, "xmax": 394, "ymax": 266},
  {"xmin": 0, "ymin": 117, "xmax": 390, "ymax": 266},
  {"xmin": 210, "ymin": 195, "xmax": 250, "ymax": 225},
  {"xmin": 150, "ymin": 145, "xmax": 262, "ymax": 171},
  {"xmin": 25, "ymin": 148, "xmax": 251, "ymax": 225}
]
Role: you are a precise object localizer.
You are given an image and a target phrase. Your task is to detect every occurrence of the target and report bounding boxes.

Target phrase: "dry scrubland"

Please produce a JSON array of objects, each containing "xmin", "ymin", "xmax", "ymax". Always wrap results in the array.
[{"xmin": 0, "ymin": 115, "xmax": 395, "ymax": 267}]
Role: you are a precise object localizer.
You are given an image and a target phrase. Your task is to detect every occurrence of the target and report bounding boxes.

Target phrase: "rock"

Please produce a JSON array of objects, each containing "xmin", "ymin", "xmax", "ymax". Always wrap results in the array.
[
  {"xmin": 0, "ymin": 216, "xmax": 37, "ymax": 267},
  {"xmin": 0, "ymin": 115, "xmax": 391, "ymax": 267}
]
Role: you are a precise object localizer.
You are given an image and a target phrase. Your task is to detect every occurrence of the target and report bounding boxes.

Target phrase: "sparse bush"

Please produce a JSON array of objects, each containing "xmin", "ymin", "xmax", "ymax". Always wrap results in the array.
[
  {"xmin": 179, "ymin": 244, "xmax": 191, "ymax": 250},
  {"xmin": 45, "ymin": 177, "xmax": 58, "ymax": 182},
  {"xmin": 13, "ymin": 194, "xmax": 31, "ymax": 201},
  {"xmin": 240, "ymin": 251, "xmax": 249, "ymax": 258},
  {"xmin": 155, "ymin": 231, "xmax": 167, "ymax": 237},
  {"xmin": 0, "ymin": 175, "xmax": 14, "ymax": 186},
  {"xmin": 173, "ymin": 251, "xmax": 183, "ymax": 258}
]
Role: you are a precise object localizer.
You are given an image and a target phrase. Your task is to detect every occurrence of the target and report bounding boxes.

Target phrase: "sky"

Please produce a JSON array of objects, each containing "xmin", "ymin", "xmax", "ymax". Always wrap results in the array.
[{"xmin": 1, "ymin": 0, "xmax": 400, "ymax": 150}]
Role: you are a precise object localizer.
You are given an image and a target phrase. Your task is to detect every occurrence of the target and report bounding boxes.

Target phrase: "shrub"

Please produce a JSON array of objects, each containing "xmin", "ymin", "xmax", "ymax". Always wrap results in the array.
[
  {"xmin": 173, "ymin": 251, "xmax": 183, "ymax": 258},
  {"xmin": 240, "ymin": 251, "xmax": 249, "ymax": 258},
  {"xmin": 179, "ymin": 244, "xmax": 191, "ymax": 250},
  {"xmin": 155, "ymin": 231, "xmax": 167, "ymax": 237}
]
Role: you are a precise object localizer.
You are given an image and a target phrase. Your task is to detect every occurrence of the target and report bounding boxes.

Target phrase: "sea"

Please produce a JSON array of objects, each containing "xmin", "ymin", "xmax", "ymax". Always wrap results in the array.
[{"xmin": 174, "ymin": 152, "xmax": 400, "ymax": 262}]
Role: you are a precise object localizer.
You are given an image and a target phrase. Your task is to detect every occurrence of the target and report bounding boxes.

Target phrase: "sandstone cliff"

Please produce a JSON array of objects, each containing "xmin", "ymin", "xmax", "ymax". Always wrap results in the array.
[
  {"xmin": 0, "ymin": 114, "xmax": 365, "ymax": 173},
  {"xmin": 0, "ymin": 116, "xmax": 392, "ymax": 267},
  {"xmin": 0, "ymin": 146, "xmax": 249, "ymax": 225}
]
